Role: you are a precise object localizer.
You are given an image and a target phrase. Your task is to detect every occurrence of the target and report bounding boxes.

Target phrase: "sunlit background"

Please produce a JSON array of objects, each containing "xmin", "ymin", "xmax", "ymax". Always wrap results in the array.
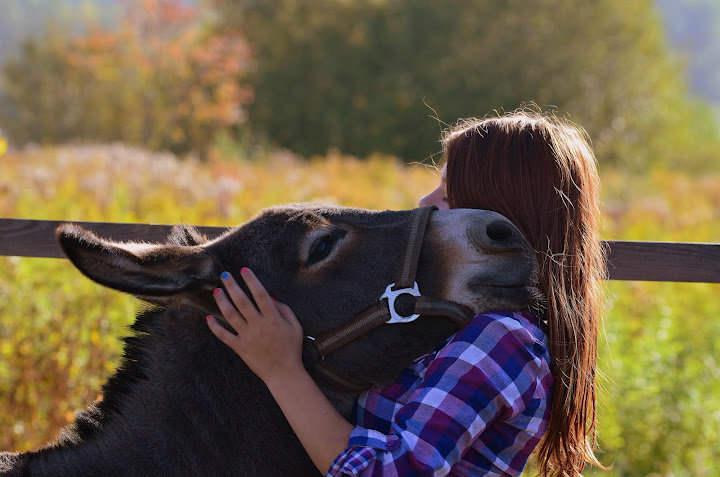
[{"xmin": 0, "ymin": 1, "xmax": 718, "ymax": 475}]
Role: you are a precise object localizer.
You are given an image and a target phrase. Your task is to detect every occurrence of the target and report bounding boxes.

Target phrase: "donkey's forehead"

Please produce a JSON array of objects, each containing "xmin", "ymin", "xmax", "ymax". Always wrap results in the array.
[
  {"xmin": 205, "ymin": 205, "xmax": 412, "ymax": 256},
  {"xmin": 208, "ymin": 205, "xmax": 383, "ymax": 248},
  {"xmin": 256, "ymin": 204, "xmax": 402, "ymax": 227},
  {"xmin": 204, "ymin": 205, "xmax": 407, "ymax": 273},
  {"xmin": 250, "ymin": 206, "xmax": 332, "ymax": 232}
]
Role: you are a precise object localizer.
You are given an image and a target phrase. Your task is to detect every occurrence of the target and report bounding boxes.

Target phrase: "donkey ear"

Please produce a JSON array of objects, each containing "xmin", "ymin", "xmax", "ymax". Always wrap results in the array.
[
  {"xmin": 167, "ymin": 224, "xmax": 209, "ymax": 246},
  {"xmin": 56, "ymin": 224, "xmax": 219, "ymax": 297}
]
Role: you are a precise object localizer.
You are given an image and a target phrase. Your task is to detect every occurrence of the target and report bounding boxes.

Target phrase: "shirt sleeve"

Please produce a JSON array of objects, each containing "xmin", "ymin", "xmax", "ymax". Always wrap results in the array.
[{"xmin": 325, "ymin": 312, "xmax": 548, "ymax": 477}]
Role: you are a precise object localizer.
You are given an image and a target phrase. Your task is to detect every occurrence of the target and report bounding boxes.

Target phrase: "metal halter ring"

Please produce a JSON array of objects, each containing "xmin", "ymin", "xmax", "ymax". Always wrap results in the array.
[{"xmin": 381, "ymin": 282, "xmax": 421, "ymax": 324}]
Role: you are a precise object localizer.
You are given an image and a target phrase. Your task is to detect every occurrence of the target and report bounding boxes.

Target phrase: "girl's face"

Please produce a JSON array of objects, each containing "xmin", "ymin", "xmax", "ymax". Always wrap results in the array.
[{"xmin": 418, "ymin": 164, "xmax": 449, "ymax": 210}]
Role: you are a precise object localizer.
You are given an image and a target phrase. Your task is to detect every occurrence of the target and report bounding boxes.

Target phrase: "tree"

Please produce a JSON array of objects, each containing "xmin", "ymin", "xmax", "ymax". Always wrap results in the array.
[
  {"xmin": 0, "ymin": 0, "xmax": 253, "ymax": 157},
  {"xmin": 213, "ymin": 0, "xmax": 720, "ymax": 171}
]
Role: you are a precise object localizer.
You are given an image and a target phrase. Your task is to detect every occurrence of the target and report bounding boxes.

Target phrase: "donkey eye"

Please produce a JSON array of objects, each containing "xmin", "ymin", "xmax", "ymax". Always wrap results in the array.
[{"xmin": 307, "ymin": 230, "xmax": 345, "ymax": 266}]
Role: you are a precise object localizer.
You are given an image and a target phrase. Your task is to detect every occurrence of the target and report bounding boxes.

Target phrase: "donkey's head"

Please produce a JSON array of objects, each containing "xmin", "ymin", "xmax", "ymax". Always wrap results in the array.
[{"xmin": 57, "ymin": 205, "xmax": 539, "ymax": 403}]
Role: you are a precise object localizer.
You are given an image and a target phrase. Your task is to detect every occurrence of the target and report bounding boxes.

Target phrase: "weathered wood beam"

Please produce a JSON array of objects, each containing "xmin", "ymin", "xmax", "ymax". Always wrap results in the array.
[{"xmin": 1, "ymin": 218, "xmax": 718, "ymax": 283}]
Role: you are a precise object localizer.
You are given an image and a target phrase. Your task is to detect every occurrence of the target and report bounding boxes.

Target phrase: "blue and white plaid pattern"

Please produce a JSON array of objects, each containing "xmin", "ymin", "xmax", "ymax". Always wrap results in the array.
[{"xmin": 327, "ymin": 311, "xmax": 553, "ymax": 477}]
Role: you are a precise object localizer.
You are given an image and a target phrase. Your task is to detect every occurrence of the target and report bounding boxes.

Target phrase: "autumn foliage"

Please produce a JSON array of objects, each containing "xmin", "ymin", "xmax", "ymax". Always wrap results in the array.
[{"xmin": 0, "ymin": 0, "xmax": 252, "ymax": 156}]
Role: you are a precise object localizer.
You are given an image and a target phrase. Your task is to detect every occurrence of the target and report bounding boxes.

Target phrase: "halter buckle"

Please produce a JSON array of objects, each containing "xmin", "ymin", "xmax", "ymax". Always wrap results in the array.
[{"xmin": 381, "ymin": 282, "xmax": 421, "ymax": 324}]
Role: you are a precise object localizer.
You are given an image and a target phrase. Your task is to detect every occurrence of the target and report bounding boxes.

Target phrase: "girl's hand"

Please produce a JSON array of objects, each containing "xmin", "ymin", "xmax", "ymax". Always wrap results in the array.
[
  {"xmin": 206, "ymin": 268, "xmax": 304, "ymax": 385},
  {"xmin": 208, "ymin": 269, "xmax": 353, "ymax": 474}
]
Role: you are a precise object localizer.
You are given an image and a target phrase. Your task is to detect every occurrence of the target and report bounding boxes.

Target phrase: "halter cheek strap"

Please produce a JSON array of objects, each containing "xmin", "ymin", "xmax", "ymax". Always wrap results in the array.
[{"xmin": 304, "ymin": 206, "xmax": 474, "ymax": 391}]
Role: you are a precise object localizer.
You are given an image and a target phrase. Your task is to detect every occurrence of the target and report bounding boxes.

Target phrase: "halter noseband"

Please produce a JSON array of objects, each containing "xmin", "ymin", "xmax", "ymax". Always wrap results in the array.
[{"xmin": 305, "ymin": 206, "xmax": 474, "ymax": 391}]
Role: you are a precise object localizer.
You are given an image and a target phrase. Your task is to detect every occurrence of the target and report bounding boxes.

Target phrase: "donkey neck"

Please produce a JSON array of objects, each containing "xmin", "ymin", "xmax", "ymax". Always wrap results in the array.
[{"xmin": 24, "ymin": 306, "xmax": 318, "ymax": 476}]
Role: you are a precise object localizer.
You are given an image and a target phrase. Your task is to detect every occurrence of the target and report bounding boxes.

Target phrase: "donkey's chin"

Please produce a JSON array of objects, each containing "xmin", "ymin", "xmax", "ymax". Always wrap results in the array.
[{"xmin": 468, "ymin": 283, "xmax": 540, "ymax": 312}]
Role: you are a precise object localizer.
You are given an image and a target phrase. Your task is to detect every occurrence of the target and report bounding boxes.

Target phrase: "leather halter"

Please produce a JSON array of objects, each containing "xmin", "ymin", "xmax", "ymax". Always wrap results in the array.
[{"xmin": 304, "ymin": 206, "xmax": 475, "ymax": 391}]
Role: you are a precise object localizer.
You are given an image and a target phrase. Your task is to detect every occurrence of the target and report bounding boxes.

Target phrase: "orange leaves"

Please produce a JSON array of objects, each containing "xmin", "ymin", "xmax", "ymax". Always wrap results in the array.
[
  {"xmin": 2, "ymin": 0, "xmax": 253, "ymax": 157},
  {"xmin": 131, "ymin": 0, "xmax": 198, "ymax": 28}
]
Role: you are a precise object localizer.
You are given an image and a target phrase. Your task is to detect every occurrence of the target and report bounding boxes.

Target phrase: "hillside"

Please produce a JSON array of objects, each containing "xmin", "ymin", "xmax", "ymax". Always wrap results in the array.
[{"xmin": 656, "ymin": 0, "xmax": 720, "ymax": 106}]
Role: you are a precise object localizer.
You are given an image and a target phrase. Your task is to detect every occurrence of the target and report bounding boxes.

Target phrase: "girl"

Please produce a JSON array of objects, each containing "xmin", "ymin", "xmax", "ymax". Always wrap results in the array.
[{"xmin": 206, "ymin": 110, "xmax": 606, "ymax": 477}]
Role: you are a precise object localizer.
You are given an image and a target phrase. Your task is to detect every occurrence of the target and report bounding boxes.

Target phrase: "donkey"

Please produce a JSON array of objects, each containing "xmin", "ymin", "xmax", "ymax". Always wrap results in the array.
[{"xmin": 0, "ymin": 205, "xmax": 538, "ymax": 476}]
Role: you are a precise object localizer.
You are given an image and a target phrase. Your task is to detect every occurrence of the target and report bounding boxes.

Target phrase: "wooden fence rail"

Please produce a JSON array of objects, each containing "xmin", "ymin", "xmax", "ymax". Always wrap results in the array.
[{"xmin": 1, "ymin": 218, "xmax": 719, "ymax": 283}]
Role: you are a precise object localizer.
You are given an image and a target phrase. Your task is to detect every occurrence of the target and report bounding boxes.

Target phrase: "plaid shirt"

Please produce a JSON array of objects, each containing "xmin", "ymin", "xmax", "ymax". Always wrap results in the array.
[{"xmin": 326, "ymin": 310, "xmax": 552, "ymax": 477}]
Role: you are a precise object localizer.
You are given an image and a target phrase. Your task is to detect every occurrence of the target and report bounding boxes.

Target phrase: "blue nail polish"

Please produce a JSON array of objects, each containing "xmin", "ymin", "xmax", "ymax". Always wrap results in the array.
[{"xmin": 221, "ymin": 271, "xmax": 230, "ymax": 280}]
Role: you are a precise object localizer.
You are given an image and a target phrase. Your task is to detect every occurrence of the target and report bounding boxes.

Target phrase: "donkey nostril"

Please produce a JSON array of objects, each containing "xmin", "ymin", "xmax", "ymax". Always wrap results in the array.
[{"xmin": 486, "ymin": 220, "xmax": 515, "ymax": 243}]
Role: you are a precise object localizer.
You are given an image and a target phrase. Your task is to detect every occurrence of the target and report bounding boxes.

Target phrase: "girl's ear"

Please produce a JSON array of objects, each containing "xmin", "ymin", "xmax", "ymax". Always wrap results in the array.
[{"xmin": 56, "ymin": 224, "xmax": 219, "ymax": 298}]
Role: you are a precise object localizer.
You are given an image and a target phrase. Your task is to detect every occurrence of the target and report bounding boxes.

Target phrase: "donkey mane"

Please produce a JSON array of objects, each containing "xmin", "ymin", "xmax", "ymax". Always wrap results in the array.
[{"xmin": 56, "ymin": 310, "xmax": 161, "ymax": 446}]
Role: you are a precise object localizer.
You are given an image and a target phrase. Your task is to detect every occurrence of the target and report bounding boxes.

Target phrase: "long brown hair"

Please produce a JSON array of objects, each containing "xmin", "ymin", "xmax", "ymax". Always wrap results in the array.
[{"xmin": 443, "ymin": 110, "xmax": 606, "ymax": 477}]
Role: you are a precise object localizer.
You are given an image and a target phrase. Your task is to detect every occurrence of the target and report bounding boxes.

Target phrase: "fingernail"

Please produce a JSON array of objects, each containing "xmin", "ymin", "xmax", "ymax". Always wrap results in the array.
[
  {"xmin": 206, "ymin": 315, "xmax": 212, "ymax": 322},
  {"xmin": 271, "ymin": 296, "xmax": 277, "ymax": 301},
  {"xmin": 221, "ymin": 271, "xmax": 230, "ymax": 280},
  {"xmin": 213, "ymin": 288, "xmax": 221, "ymax": 296},
  {"xmin": 241, "ymin": 267, "xmax": 249, "ymax": 275}
]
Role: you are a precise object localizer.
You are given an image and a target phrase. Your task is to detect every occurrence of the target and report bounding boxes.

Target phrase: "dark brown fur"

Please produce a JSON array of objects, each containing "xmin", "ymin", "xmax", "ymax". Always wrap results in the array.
[{"xmin": 1, "ymin": 205, "xmax": 537, "ymax": 476}]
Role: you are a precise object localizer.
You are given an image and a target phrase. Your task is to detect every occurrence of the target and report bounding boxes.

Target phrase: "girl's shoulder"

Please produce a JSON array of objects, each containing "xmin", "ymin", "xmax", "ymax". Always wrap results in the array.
[
  {"xmin": 458, "ymin": 309, "xmax": 543, "ymax": 339},
  {"xmin": 418, "ymin": 310, "xmax": 552, "ymax": 418},
  {"xmin": 437, "ymin": 310, "xmax": 550, "ymax": 363}
]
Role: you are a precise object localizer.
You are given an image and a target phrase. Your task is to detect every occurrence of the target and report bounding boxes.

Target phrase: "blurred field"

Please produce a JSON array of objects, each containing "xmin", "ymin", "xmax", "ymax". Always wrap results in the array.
[{"xmin": 0, "ymin": 144, "xmax": 719, "ymax": 475}]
